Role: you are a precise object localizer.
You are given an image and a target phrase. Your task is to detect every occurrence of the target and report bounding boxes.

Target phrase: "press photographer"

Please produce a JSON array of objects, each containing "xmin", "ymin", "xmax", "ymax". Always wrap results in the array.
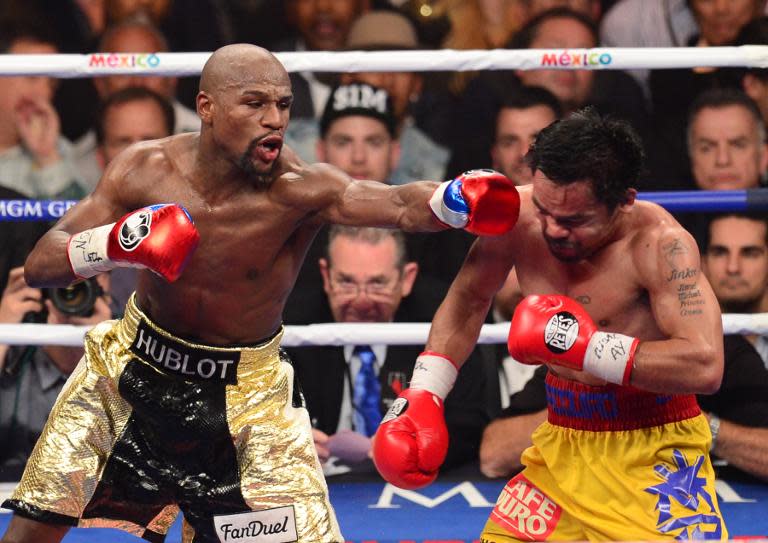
[{"xmin": 0, "ymin": 268, "xmax": 112, "ymax": 474}]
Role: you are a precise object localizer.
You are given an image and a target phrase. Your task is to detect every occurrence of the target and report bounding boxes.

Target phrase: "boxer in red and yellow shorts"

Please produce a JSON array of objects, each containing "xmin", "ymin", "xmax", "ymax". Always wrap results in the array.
[{"xmin": 481, "ymin": 373, "xmax": 727, "ymax": 542}]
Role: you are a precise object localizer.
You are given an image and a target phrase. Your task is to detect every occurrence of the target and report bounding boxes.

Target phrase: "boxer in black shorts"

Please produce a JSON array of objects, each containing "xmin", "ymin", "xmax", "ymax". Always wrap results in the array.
[{"xmin": 1, "ymin": 44, "xmax": 519, "ymax": 543}]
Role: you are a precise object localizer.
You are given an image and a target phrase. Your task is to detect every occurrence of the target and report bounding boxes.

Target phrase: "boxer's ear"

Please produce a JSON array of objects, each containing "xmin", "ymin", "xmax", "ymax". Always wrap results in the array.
[{"xmin": 197, "ymin": 91, "xmax": 213, "ymax": 124}]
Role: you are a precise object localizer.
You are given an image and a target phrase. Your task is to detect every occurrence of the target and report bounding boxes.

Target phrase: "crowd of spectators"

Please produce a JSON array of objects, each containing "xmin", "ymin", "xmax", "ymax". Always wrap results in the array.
[{"xmin": 0, "ymin": 0, "xmax": 767, "ymax": 487}]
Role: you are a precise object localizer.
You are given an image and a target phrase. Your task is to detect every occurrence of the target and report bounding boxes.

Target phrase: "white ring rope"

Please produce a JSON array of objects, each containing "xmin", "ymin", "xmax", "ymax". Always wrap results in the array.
[
  {"xmin": 1, "ymin": 48, "xmax": 765, "ymax": 347},
  {"xmin": 1, "ymin": 313, "xmax": 765, "ymax": 347},
  {"xmin": 2, "ymin": 46, "xmax": 768, "ymax": 77}
]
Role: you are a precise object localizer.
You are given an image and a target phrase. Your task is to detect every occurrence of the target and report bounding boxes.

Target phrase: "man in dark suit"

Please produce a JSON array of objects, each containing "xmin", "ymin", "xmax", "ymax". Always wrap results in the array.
[{"xmin": 286, "ymin": 225, "xmax": 495, "ymax": 476}]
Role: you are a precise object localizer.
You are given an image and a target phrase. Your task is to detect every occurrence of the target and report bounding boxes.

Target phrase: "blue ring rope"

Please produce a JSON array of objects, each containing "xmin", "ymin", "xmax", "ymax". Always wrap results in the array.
[{"xmin": 0, "ymin": 189, "xmax": 765, "ymax": 221}]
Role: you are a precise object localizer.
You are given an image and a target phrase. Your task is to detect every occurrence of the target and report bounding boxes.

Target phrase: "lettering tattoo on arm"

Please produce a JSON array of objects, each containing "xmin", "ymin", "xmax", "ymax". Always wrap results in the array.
[
  {"xmin": 677, "ymin": 282, "xmax": 704, "ymax": 316},
  {"xmin": 661, "ymin": 238, "xmax": 705, "ymax": 316}
]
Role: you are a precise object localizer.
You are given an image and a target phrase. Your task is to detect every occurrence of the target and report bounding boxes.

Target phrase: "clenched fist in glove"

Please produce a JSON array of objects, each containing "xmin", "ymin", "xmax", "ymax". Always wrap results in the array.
[
  {"xmin": 372, "ymin": 352, "xmax": 458, "ymax": 489},
  {"xmin": 508, "ymin": 295, "xmax": 640, "ymax": 385},
  {"xmin": 68, "ymin": 204, "xmax": 200, "ymax": 282},
  {"xmin": 429, "ymin": 169, "xmax": 520, "ymax": 235}
]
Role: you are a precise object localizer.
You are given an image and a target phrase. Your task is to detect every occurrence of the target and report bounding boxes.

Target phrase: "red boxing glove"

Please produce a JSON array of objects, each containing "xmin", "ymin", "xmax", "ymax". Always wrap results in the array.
[
  {"xmin": 508, "ymin": 295, "xmax": 639, "ymax": 385},
  {"xmin": 68, "ymin": 204, "xmax": 200, "ymax": 282},
  {"xmin": 372, "ymin": 352, "xmax": 458, "ymax": 489},
  {"xmin": 429, "ymin": 169, "xmax": 520, "ymax": 235}
]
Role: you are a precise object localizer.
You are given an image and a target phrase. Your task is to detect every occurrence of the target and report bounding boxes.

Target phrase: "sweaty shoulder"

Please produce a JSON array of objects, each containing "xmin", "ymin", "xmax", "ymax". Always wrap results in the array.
[
  {"xmin": 270, "ymin": 145, "xmax": 350, "ymax": 213},
  {"xmin": 99, "ymin": 134, "xmax": 188, "ymax": 206},
  {"xmin": 628, "ymin": 200, "xmax": 700, "ymax": 284}
]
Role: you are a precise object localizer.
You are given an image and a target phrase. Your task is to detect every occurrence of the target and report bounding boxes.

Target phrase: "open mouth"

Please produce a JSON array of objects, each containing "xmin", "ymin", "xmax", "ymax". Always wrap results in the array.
[{"xmin": 255, "ymin": 135, "xmax": 283, "ymax": 163}]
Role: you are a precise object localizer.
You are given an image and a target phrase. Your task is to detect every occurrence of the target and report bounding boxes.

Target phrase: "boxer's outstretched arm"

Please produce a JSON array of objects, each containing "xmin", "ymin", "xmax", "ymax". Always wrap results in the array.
[
  {"xmin": 425, "ymin": 234, "xmax": 516, "ymax": 367},
  {"xmin": 630, "ymin": 225, "xmax": 724, "ymax": 394},
  {"xmin": 290, "ymin": 163, "xmax": 519, "ymax": 234}
]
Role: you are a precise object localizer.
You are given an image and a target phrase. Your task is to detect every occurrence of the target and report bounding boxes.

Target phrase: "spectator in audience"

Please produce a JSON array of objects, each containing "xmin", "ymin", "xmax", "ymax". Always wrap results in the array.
[
  {"xmin": 485, "ymin": 86, "xmax": 561, "ymax": 409},
  {"xmin": 285, "ymin": 226, "xmax": 493, "ymax": 474},
  {"xmin": 0, "ymin": 270, "xmax": 112, "ymax": 475},
  {"xmin": 479, "ymin": 213, "xmax": 768, "ymax": 482},
  {"xmin": 490, "ymin": 86, "xmax": 562, "ymax": 186},
  {"xmin": 316, "ymin": 82, "xmax": 400, "ymax": 184},
  {"xmin": 647, "ymin": 0, "xmax": 765, "ymax": 189},
  {"xmin": 89, "ymin": 86, "xmax": 176, "ymax": 315},
  {"xmin": 95, "ymin": 86, "xmax": 175, "ymax": 174},
  {"xmin": 0, "ymin": 23, "xmax": 87, "ymax": 200},
  {"xmin": 138, "ymin": 0, "xmax": 236, "ymax": 114},
  {"xmin": 601, "ymin": 0, "xmax": 698, "ymax": 98},
  {"xmin": 339, "ymin": 10, "xmax": 452, "ymax": 185},
  {"xmin": 285, "ymin": 10, "xmax": 452, "ymax": 185},
  {"xmin": 73, "ymin": 16, "xmax": 200, "ymax": 190},
  {"xmin": 280, "ymin": 0, "xmax": 370, "ymax": 119},
  {"xmin": 677, "ymin": 88, "xmax": 768, "ymax": 244},
  {"xmin": 284, "ymin": 83, "xmax": 474, "ymax": 324},
  {"xmin": 448, "ymin": 7, "xmax": 646, "ymax": 176},
  {"xmin": 703, "ymin": 213, "xmax": 768, "ymax": 367},
  {"xmin": 687, "ymin": 88, "xmax": 768, "ymax": 191},
  {"xmin": 526, "ymin": 0, "xmax": 602, "ymax": 20}
]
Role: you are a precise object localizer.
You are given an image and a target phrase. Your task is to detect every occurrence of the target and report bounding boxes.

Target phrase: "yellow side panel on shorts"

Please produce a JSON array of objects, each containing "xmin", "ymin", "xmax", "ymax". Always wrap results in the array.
[
  {"xmin": 12, "ymin": 320, "xmax": 134, "ymax": 521},
  {"xmin": 224, "ymin": 338, "xmax": 344, "ymax": 543}
]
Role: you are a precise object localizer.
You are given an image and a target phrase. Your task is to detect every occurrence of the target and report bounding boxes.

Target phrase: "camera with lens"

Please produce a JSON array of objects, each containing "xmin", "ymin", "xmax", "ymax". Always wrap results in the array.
[{"xmin": 23, "ymin": 278, "xmax": 104, "ymax": 323}]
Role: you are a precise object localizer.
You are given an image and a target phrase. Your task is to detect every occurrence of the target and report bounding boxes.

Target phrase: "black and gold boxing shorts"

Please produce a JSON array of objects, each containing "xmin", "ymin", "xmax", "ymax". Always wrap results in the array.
[{"xmin": 2, "ymin": 294, "xmax": 343, "ymax": 543}]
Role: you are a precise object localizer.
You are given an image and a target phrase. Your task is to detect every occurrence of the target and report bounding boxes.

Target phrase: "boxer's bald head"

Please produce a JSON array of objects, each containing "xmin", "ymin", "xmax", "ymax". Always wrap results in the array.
[
  {"xmin": 197, "ymin": 44, "xmax": 292, "ymax": 187},
  {"xmin": 200, "ymin": 44, "xmax": 289, "ymax": 96}
]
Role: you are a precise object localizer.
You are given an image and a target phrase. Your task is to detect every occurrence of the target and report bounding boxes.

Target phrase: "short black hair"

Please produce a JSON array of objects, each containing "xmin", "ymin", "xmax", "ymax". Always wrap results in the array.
[
  {"xmin": 95, "ymin": 86, "xmax": 175, "ymax": 145},
  {"xmin": 507, "ymin": 7, "xmax": 598, "ymax": 50},
  {"xmin": 526, "ymin": 108, "xmax": 645, "ymax": 210},
  {"xmin": 687, "ymin": 87, "xmax": 765, "ymax": 148},
  {"xmin": 498, "ymin": 85, "xmax": 563, "ymax": 120},
  {"xmin": 0, "ymin": 17, "xmax": 58, "ymax": 53},
  {"xmin": 703, "ymin": 212, "xmax": 768, "ymax": 251}
]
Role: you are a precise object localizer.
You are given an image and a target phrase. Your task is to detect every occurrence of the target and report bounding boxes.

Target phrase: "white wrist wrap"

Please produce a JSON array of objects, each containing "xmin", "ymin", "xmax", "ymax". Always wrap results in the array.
[
  {"xmin": 410, "ymin": 353, "xmax": 459, "ymax": 400},
  {"xmin": 429, "ymin": 181, "xmax": 468, "ymax": 229},
  {"xmin": 583, "ymin": 331, "xmax": 637, "ymax": 385},
  {"xmin": 67, "ymin": 224, "xmax": 115, "ymax": 278}
]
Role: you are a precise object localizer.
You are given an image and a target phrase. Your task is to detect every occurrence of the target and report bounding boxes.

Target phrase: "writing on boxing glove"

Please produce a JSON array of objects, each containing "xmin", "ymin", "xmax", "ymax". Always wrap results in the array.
[
  {"xmin": 429, "ymin": 169, "xmax": 520, "ymax": 236},
  {"xmin": 508, "ymin": 295, "xmax": 639, "ymax": 385},
  {"xmin": 372, "ymin": 352, "xmax": 458, "ymax": 490},
  {"xmin": 67, "ymin": 204, "xmax": 200, "ymax": 282}
]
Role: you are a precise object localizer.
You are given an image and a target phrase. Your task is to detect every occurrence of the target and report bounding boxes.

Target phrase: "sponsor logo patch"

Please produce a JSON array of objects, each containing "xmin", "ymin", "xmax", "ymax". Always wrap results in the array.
[
  {"xmin": 381, "ymin": 397, "xmax": 408, "ymax": 424},
  {"xmin": 490, "ymin": 474, "xmax": 561, "ymax": 540},
  {"xmin": 544, "ymin": 311, "xmax": 578, "ymax": 354},
  {"xmin": 130, "ymin": 320, "xmax": 240, "ymax": 383},
  {"xmin": 213, "ymin": 505, "xmax": 297, "ymax": 543},
  {"xmin": 119, "ymin": 210, "xmax": 152, "ymax": 251}
]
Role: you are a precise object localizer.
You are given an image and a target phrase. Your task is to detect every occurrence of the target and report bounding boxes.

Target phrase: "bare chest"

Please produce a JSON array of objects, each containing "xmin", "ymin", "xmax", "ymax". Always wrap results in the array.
[{"xmin": 515, "ymin": 243, "xmax": 653, "ymax": 336}]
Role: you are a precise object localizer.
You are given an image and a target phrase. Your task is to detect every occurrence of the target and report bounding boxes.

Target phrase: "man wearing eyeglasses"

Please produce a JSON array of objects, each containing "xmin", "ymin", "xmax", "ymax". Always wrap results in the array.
[{"xmin": 285, "ymin": 225, "xmax": 494, "ymax": 476}]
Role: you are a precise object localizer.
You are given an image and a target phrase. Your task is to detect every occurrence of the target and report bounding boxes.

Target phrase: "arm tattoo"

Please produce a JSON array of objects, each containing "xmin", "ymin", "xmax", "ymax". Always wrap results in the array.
[
  {"xmin": 662, "ymin": 238, "xmax": 688, "ymax": 268},
  {"xmin": 678, "ymin": 282, "xmax": 704, "ymax": 316}
]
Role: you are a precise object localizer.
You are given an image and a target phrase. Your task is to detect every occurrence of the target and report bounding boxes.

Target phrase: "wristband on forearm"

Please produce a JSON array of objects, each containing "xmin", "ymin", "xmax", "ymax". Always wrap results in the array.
[
  {"xmin": 428, "ymin": 181, "xmax": 468, "ymax": 229},
  {"xmin": 583, "ymin": 332, "xmax": 640, "ymax": 385},
  {"xmin": 67, "ymin": 224, "xmax": 115, "ymax": 278},
  {"xmin": 410, "ymin": 351, "xmax": 459, "ymax": 400}
]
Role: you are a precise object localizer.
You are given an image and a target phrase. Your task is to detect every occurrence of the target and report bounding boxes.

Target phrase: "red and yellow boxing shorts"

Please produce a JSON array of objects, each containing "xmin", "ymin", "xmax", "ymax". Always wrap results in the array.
[
  {"xmin": 2, "ymin": 294, "xmax": 342, "ymax": 543},
  {"xmin": 481, "ymin": 372, "xmax": 727, "ymax": 542}
]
